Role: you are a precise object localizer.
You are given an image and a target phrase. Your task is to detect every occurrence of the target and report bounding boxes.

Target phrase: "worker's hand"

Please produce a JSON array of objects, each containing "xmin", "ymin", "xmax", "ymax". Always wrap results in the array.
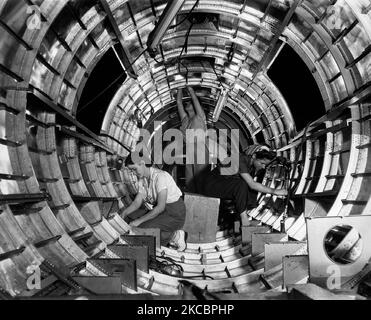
[
  {"xmin": 275, "ymin": 189, "xmax": 288, "ymax": 198},
  {"xmin": 129, "ymin": 226, "xmax": 140, "ymax": 234},
  {"xmin": 118, "ymin": 207, "xmax": 128, "ymax": 218},
  {"xmin": 186, "ymin": 86, "xmax": 194, "ymax": 94},
  {"xmin": 129, "ymin": 219, "xmax": 143, "ymax": 227},
  {"xmin": 276, "ymin": 156, "xmax": 291, "ymax": 168}
]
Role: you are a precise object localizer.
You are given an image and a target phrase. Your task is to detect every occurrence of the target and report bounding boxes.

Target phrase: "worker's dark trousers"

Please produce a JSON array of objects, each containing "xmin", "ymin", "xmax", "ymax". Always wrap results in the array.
[
  {"xmin": 199, "ymin": 169, "xmax": 257, "ymax": 214},
  {"xmin": 184, "ymin": 141, "xmax": 211, "ymax": 194},
  {"xmin": 125, "ymin": 198, "xmax": 186, "ymax": 246},
  {"xmin": 185, "ymin": 163, "xmax": 211, "ymax": 193}
]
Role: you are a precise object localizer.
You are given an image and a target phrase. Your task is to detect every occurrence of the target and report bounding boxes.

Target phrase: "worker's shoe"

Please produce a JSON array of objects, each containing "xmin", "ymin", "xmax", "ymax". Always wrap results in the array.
[{"xmin": 168, "ymin": 230, "xmax": 187, "ymax": 252}]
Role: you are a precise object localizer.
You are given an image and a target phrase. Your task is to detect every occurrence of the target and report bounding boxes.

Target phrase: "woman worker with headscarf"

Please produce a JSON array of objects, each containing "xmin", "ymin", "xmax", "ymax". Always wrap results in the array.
[{"xmin": 199, "ymin": 144, "xmax": 288, "ymax": 225}]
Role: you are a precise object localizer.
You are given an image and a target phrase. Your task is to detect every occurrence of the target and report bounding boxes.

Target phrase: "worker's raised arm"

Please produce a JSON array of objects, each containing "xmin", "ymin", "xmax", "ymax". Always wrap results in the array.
[
  {"xmin": 177, "ymin": 89, "xmax": 187, "ymax": 121},
  {"xmin": 240, "ymin": 172, "xmax": 288, "ymax": 197},
  {"xmin": 187, "ymin": 86, "xmax": 206, "ymax": 120}
]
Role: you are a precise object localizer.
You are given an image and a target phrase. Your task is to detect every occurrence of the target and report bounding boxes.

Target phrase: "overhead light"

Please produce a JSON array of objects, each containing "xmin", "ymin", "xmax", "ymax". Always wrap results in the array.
[
  {"xmin": 212, "ymin": 89, "xmax": 229, "ymax": 122},
  {"xmin": 174, "ymin": 74, "xmax": 185, "ymax": 81},
  {"xmin": 147, "ymin": 0, "xmax": 186, "ymax": 58}
]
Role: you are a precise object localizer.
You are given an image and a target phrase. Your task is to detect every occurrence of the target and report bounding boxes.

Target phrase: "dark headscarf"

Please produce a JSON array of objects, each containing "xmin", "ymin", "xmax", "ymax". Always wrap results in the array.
[{"xmin": 243, "ymin": 144, "xmax": 271, "ymax": 157}]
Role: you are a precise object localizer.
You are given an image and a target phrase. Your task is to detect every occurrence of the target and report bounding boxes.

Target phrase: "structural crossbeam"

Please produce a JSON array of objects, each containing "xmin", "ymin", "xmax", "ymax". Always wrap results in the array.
[
  {"xmin": 27, "ymin": 89, "xmax": 114, "ymax": 155},
  {"xmin": 98, "ymin": 0, "xmax": 137, "ymax": 79},
  {"xmin": 57, "ymin": 126, "xmax": 114, "ymax": 155},
  {"xmin": 71, "ymin": 196, "xmax": 118, "ymax": 202},
  {"xmin": 251, "ymin": 0, "xmax": 303, "ymax": 81},
  {"xmin": 100, "ymin": 133, "xmax": 132, "ymax": 153},
  {"xmin": 0, "ymin": 193, "xmax": 51, "ymax": 205}
]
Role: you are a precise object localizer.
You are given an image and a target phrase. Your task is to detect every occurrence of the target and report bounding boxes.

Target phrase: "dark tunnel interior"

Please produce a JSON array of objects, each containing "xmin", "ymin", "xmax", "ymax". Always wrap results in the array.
[
  {"xmin": 77, "ymin": 47, "xmax": 127, "ymax": 134},
  {"xmin": 268, "ymin": 44, "xmax": 325, "ymax": 131}
]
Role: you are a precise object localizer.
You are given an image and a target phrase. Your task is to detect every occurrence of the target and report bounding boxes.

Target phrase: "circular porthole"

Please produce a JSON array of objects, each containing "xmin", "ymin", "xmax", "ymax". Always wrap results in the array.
[{"xmin": 324, "ymin": 225, "xmax": 363, "ymax": 265}]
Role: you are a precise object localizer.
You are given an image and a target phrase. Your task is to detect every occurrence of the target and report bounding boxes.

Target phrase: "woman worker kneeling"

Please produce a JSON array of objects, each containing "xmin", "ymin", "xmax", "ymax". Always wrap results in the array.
[
  {"xmin": 199, "ymin": 145, "xmax": 288, "ymax": 225},
  {"xmin": 120, "ymin": 153, "xmax": 187, "ymax": 251}
]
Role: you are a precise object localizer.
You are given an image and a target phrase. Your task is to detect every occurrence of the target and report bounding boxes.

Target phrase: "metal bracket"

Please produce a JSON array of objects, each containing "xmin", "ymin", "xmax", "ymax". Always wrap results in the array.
[
  {"xmin": 108, "ymin": 245, "xmax": 149, "ymax": 273},
  {"xmin": 88, "ymin": 258, "xmax": 137, "ymax": 291},
  {"xmin": 0, "ymin": 192, "xmax": 51, "ymax": 205},
  {"xmin": 121, "ymin": 235, "xmax": 156, "ymax": 261}
]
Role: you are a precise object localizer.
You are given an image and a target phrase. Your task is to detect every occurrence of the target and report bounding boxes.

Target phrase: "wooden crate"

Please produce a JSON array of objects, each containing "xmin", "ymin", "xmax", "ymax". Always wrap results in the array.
[{"xmin": 183, "ymin": 193, "xmax": 220, "ymax": 243}]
